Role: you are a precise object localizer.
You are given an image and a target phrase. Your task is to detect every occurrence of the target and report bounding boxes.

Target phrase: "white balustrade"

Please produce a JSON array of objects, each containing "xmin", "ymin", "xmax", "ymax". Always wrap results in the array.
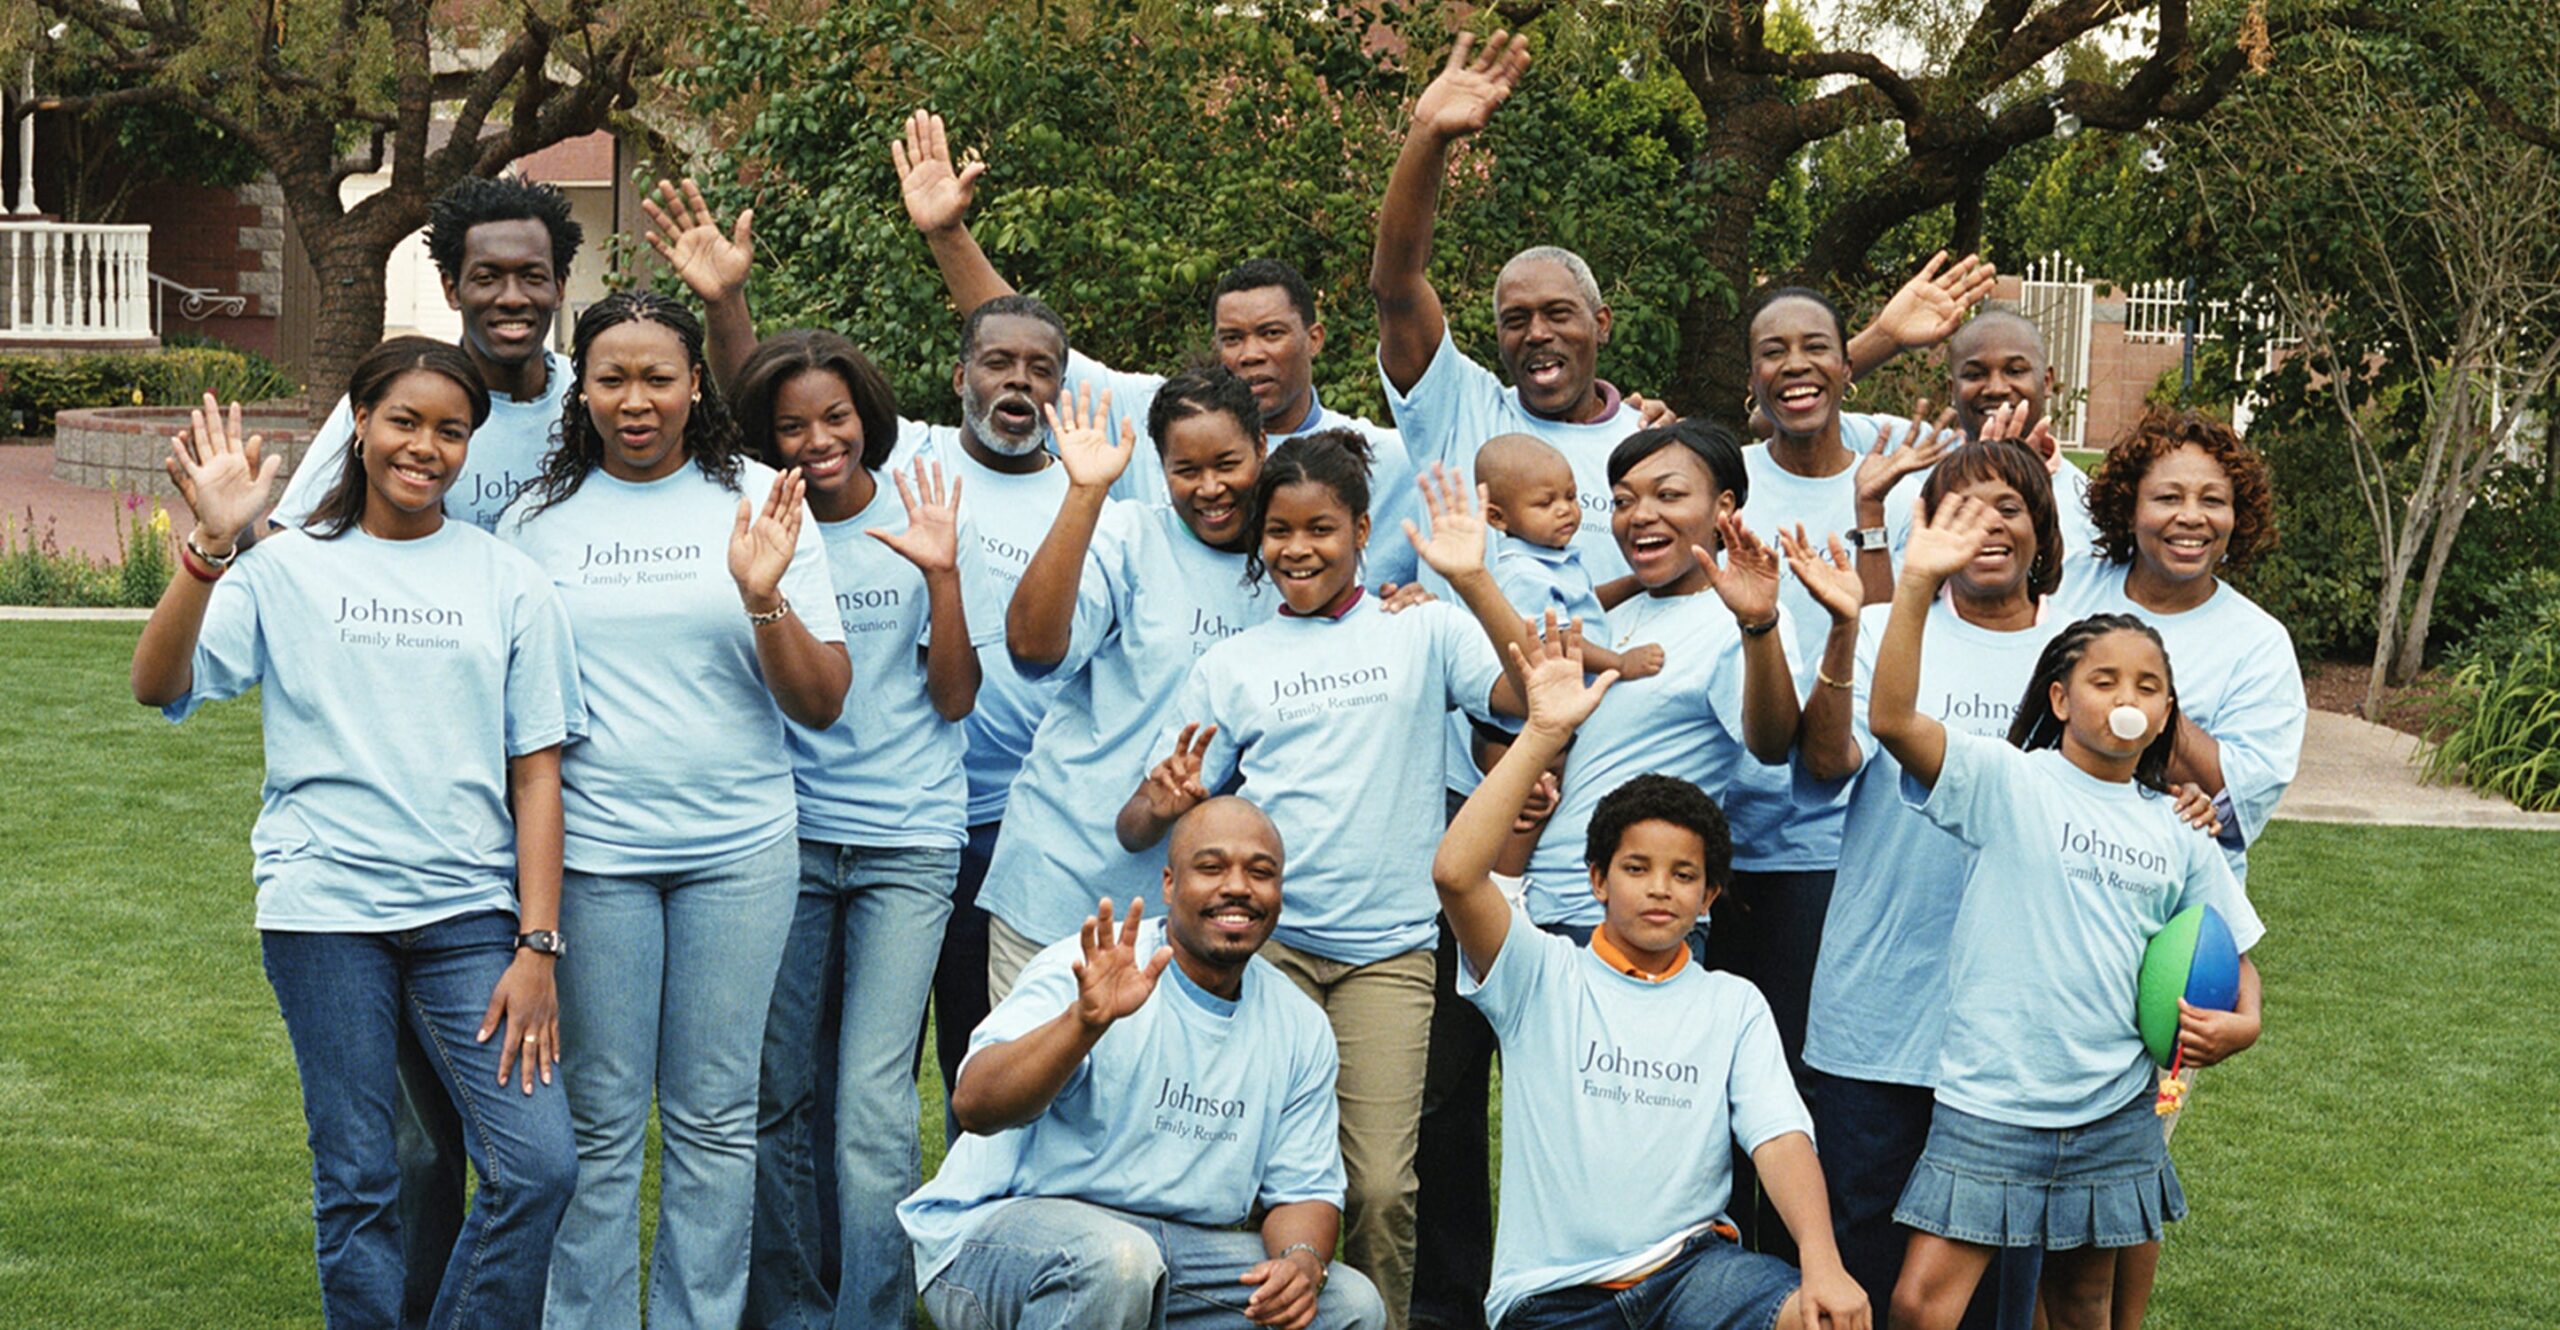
[{"xmin": 0, "ymin": 221, "xmax": 154, "ymax": 340}]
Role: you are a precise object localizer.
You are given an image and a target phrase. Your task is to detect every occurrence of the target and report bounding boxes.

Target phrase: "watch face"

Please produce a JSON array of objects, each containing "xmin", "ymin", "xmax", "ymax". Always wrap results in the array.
[{"xmin": 519, "ymin": 931, "xmax": 564, "ymax": 955}]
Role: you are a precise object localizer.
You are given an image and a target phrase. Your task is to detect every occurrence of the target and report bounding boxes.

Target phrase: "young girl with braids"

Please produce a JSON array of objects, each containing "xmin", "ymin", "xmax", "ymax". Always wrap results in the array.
[
  {"xmin": 1115, "ymin": 431, "xmax": 1537, "ymax": 1325},
  {"xmin": 132, "ymin": 340, "xmax": 582, "ymax": 1328},
  {"xmin": 1867, "ymin": 493, "xmax": 2266, "ymax": 1330},
  {"xmin": 498, "ymin": 290, "xmax": 850, "ymax": 1330}
]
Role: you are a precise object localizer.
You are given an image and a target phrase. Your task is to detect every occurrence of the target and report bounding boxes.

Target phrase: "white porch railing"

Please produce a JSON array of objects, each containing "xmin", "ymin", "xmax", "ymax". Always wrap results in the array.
[
  {"xmin": 2018, "ymin": 252, "xmax": 2094, "ymax": 448},
  {"xmin": 0, "ymin": 221, "xmax": 153, "ymax": 340}
]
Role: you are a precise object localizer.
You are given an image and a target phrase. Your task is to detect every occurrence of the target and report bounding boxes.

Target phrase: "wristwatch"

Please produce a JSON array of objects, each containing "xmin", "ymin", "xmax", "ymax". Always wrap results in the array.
[
  {"xmin": 1844, "ymin": 525, "xmax": 1891, "ymax": 553},
  {"xmin": 515, "ymin": 930, "xmax": 567, "ymax": 957}
]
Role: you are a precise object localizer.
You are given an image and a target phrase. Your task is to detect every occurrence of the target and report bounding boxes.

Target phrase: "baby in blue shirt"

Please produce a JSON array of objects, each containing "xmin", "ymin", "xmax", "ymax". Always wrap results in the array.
[
  {"xmin": 1429, "ymin": 622, "xmax": 1870, "ymax": 1330},
  {"xmin": 1476, "ymin": 433, "xmax": 1660, "ymax": 682}
]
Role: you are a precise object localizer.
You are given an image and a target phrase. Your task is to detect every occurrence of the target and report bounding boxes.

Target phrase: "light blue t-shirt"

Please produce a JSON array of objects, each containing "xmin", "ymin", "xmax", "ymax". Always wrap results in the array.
[
  {"xmin": 162, "ymin": 524, "xmax": 583, "ymax": 931},
  {"xmin": 1799, "ymin": 601, "xmax": 2062, "ymax": 1087},
  {"xmin": 1724, "ymin": 418, "xmax": 1914, "ymax": 873},
  {"xmin": 787, "ymin": 438, "xmax": 1004, "ymax": 850},
  {"xmin": 1461, "ymin": 906, "xmax": 1813, "ymax": 1327},
  {"xmin": 499, "ymin": 459, "xmax": 843, "ymax": 876},
  {"xmin": 2049, "ymin": 553, "xmax": 2305, "ymax": 884},
  {"xmin": 1915, "ymin": 730, "xmax": 2268, "ymax": 1128},
  {"xmin": 977, "ymin": 502, "xmax": 1278, "ymax": 945},
  {"xmin": 271, "ymin": 349, "xmax": 570, "ymax": 533},
  {"xmin": 1065, "ymin": 350, "xmax": 1422, "ymax": 586},
  {"xmin": 897, "ymin": 918, "xmax": 1345, "ymax": 1288},
  {"xmin": 901, "ymin": 420, "xmax": 1076, "ymax": 826},
  {"xmin": 1489, "ymin": 535, "xmax": 1607, "ymax": 640},
  {"xmin": 1522, "ymin": 593, "xmax": 1795, "ymax": 927},
  {"xmin": 1170, "ymin": 596, "xmax": 1504, "ymax": 964}
]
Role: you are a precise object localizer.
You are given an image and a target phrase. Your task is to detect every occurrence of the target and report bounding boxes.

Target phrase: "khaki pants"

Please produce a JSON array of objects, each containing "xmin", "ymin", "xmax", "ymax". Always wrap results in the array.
[
  {"xmin": 1261, "ymin": 940, "xmax": 1435, "ymax": 1330},
  {"xmin": 985, "ymin": 914, "xmax": 1049, "ymax": 1006}
]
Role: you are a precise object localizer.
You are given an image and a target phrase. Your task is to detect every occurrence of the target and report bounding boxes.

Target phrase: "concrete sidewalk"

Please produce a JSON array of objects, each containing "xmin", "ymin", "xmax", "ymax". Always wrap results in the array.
[{"xmin": 2275, "ymin": 709, "xmax": 2556, "ymax": 831}]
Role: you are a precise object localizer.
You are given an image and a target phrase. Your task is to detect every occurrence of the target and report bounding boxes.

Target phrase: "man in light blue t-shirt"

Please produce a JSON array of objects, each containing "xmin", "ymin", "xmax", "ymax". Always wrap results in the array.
[
  {"xmin": 890, "ymin": 109, "xmax": 1427, "ymax": 587},
  {"xmin": 900, "ymin": 797, "xmax": 1387, "ymax": 1330},
  {"xmin": 1429, "ymin": 627, "xmax": 1869, "ymax": 1330}
]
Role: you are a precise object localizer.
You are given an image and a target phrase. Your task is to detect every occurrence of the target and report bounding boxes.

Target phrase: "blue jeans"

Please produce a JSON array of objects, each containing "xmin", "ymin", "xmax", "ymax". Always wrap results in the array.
[
  {"xmin": 396, "ymin": 1016, "xmax": 467, "ymax": 1330},
  {"xmin": 543, "ymin": 832, "xmax": 799, "ymax": 1330},
  {"xmin": 930, "ymin": 820, "xmax": 1004, "ymax": 1140},
  {"xmin": 923, "ymin": 1197, "xmax": 1388, "ymax": 1330},
  {"xmin": 261, "ymin": 908, "xmax": 577, "ymax": 1330},
  {"xmin": 1807, "ymin": 1071, "xmax": 2038, "ymax": 1330},
  {"xmin": 749, "ymin": 840, "xmax": 959, "ymax": 1330},
  {"xmin": 1500, "ymin": 1226, "xmax": 1795, "ymax": 1330}
]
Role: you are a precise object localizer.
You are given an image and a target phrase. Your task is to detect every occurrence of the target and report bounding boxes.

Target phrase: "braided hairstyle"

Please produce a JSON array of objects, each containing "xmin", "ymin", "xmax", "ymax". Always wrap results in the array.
[
  {"xmin": 2006, "ymin": 612, "xmax": 2183, "ymax": 793},
  {"xmin": 519, "ymin": 290, "xmax": 745, "ymax": 518},
  {"xmin": 1244, "ymin": 427, "xmax": 1372, "ymax": 586}
]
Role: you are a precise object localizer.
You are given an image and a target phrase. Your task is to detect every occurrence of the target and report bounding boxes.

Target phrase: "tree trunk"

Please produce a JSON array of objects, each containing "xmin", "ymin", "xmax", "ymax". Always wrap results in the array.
[
  {"xmin": 2363, "ymin": 551, "xmax": 2410, "ymax": 718},
  {"xmin": 1676, "ymin": 121, "xmax": 1793, "ymax": 428},
  {"xmin": 303, "ymin": 232, "xmax": 393, "ymax": 418},
  {"xmin": 2390, "ymin": 480, "xmax": 2477, "ymax": 684}
]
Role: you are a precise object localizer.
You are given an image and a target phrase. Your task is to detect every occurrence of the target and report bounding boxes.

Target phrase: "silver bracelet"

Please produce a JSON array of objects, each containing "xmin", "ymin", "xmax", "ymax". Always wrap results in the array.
[
  {"xmin": 745, "ymin": 594, "xmax": 792, "ymax": 627},
  {"xmin": 1275, "ymin": 1242, "xmax": 1329, "ymax": 1290},
  {"xmin": 185, "ymin": 532, "xmax": 240, "ymax": 569}
]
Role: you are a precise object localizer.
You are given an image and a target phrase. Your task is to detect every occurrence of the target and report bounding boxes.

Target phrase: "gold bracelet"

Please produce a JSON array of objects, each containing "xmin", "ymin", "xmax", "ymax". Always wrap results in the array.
[
  {"xmin": 745, "ymin": 594, "xmax": 792, "ymax": 627},
  {"xmin": 1815, "ymin": 667, "xmax": 1853, "ymax": 691}
]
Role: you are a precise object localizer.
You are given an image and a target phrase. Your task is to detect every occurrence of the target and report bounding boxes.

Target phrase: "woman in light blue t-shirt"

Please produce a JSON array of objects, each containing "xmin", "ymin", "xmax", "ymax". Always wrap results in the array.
[
  {"xmin": 1867, "ymin": 494, "xmax": 2267, "ymax": 1330},
  {"xmin": 500, "ymin": 292, "xmax": 852, "ymax": 1330},
  {"xmin": 133, "ymin": 339, "xmax": 581, "ymax": 1329},
  {"xmin": 729, "ymin": 329, "xmax": 992, "ymax": 1330}
]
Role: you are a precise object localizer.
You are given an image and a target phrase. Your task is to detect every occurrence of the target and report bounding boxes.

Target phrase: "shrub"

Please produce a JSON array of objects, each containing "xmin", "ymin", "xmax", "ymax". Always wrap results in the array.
[
  {"xmin": 2423, "ymin": 637, "xmax": 2560, "ymax": 812},
  {"xmin": 0, "ymin": 494, "xmax": 174, "ymax": 609},
  {"xmin": 1, "ymin": 347, "xmax": 300, "ymax": 435}
]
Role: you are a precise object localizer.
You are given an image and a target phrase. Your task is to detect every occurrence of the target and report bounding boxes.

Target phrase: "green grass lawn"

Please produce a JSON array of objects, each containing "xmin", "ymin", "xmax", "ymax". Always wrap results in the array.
[{"xmin": 4, "ymin": 620, "xmax": 2554, "ymax": 1327}]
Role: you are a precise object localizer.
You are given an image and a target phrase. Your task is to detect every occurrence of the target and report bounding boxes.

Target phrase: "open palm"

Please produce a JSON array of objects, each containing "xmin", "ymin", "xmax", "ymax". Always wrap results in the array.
[
  {"xmin": 641, "ymin": 177, "xmax": 752, "ymax": 306},
  {"xmin": 1413, "ymin": 30, "xmax": 1532, "ymax": 141},
  {"xmin": 893, "ymin": 109, "xmax": 985, "ymax": 235},
  {"xmin": 1404, "ymin": 464, "xmax": 1490, "ymax": 580},
  {"xmin": 1043, "ymin": 385, "xmax": 1134, "ymax": 490}
]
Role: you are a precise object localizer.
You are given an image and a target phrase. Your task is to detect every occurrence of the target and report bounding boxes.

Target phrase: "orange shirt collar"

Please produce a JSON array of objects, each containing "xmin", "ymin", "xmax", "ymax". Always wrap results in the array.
[{"xmin": 1590, "ymin": 927, "xmax": 1688, "ymax": 983}]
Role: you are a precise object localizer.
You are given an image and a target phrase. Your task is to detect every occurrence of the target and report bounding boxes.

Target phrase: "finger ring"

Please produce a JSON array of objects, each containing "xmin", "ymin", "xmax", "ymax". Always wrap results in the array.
[{"xmin": 525, "ymin": 1035, "xmax": 538, "ymax": 1043}]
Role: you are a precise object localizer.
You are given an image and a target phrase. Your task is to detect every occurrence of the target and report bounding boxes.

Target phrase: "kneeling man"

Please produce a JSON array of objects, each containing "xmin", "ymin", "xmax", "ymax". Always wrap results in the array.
[
  {"xmin": 900, "ymin": 796, "xmax": 1386, "ymax": 1330},
  {"xmin": 1430, "ymin": 623, "xmax": 1870, "ymax": 1330}
]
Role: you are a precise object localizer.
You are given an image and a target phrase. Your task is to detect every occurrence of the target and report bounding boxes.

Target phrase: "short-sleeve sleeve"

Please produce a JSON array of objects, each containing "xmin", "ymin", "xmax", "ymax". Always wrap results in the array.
[
  {"xmin": 266, "ymin": 396, "xmax": 356, "ymax": 532},
  {"xmin": 504, "ymin": 574, "xmax": 584, "ymax": 756},
  {"xmin": 780, "ymin": 492, "xmax": 844, "ymax": 645},
  {"xmin": 161, "ymin": 558, "xmax": 270, "ymax": 723},
  {"xmin": 1255, "ymin": 1018, "xmax": 1347, "ymax": 1209},
  {"xmin": 1699, "ymin": 617, "xmax": 1755, "ymax": 754},
  {"xmin": 1455, "ymin": 901, "xmax": 1569, "ymax": 1041},
  {"xmin": 1724, "ymin": 984, "xmax": 1816, "ymax": 1153},
  {"xmin": 2207, "ymin": 631, "xmax": 2305, "ymax": 851},
  {"xmin": 2173, "ymin": 833, "xmax": 2267, "ymax": 955},
  {"xmin": 1490, "ymin": 547, "xmax": 1565, "ymax": 620},
  {"xmin": 1430, "ymin": 602, "xmax": 1505, "ymax": 724},
  {"xmin": 945, "ymin": 512, "xmax": 1008, "ymax": 651},
  {"xmin": 1039, "ymin": 502, "xmax": 1138, "ymax": 681},
  {"xmin": 1907, "ymin": 727, "xmax": 2029, "ymax": 849},
  {"xmin": 957, "ymin": 942, "xmax": 1092, "ymax": 1095},
  {"xmin": 1379, "ymin": 328, "xmax": 1507, "ymax": 474}
]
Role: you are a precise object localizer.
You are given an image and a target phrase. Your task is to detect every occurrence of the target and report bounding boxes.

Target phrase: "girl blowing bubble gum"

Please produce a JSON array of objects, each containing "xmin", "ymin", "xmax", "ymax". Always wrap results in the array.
[{"xmin": 1867, "ymin": 492, "xmax": 2267, "ymax": 1330}]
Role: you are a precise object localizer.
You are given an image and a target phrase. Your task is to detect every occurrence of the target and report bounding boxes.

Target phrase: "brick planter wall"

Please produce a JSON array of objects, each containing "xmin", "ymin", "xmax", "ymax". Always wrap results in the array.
[{"xmin": 53, "ymin": 405, "xmax": 316, "ymax": 503}]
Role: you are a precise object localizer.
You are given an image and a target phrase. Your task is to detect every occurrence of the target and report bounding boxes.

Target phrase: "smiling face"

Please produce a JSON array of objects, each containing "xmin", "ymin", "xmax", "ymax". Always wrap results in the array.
[
  {"xmin": 1588, "ymin": 818, "xmax": 1718, "ymax": 960},
  {"xmin": 1949, "ymin": 317, "xmax": 2053, "ymax": 438},
  {"xmin": 955, "ymin": 313, "xmax": 1064, "ymax": 458},
  {"xmin": 1610, "ymin": 445, "xmax": 1735, "ymax": 592},
  {"xmin": 769, "ymin": 367, "xmax": 867, "ymax": 508},
  {"xmin": 1494, "ymin": 259, "xmax": 1610, "ymax": 420},
  {"xmin": 352, "ymin": 369, "xmax": 475, "ymax": 529},
  {"xmin": 1161, "ymin": 797, "xmax": 1285, "ymax": 980},
  {"xmin": 583, "ymin": 318, "xmax": 698, "ymax": 483},
  {"xmin": 2131, "ymin": 445, "xmax": 2235, "ymax": 588},
  {"xmin": 1748, "ymin": 296, "xmax": 1849, "ymax": 441},
  {"xmin": 1259, "ymin": 480, "xmax": 1369, "ymax": 615},
  {"xmin": 2051, "ymin": 628, "xmax": 2174, "ymax": 766},
  {"xmin": 1213, "ymin": 286, "xmax": 1323, "ymax": 427},
  {"xmin": 442, "ymin": 218, "xmax": 560, "ymax": 376},
  {"xmin": 1160, "ymin": 409, "xmax": 1266, "ymax": 550},
  {"xmin": 1947, "ymin": 475, "xmax": 2037, "ymax": 602}
]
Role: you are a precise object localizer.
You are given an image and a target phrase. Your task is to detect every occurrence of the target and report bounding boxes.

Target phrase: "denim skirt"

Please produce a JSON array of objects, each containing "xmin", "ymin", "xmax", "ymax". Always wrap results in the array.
[{"xmin": 1893, "ymin": 1089, "xmax": 2185, "ymax": 1250}]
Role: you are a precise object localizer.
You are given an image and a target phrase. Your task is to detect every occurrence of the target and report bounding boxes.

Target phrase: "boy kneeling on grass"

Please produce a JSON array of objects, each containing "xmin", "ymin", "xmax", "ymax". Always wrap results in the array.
[{"xmin": 1431, "ymin": 614, "xmax": 1869, "ymax": 1330}]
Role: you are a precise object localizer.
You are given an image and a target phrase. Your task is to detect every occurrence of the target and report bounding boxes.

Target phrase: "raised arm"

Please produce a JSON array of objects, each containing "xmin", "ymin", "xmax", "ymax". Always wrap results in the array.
[
  {"xmin": 1850, "ymin": 406, "xmax": 1958, "ymax": 605},
  {"xmin": 729, "ymin": 468, "xmax": 853, "ymax": 729},
  {"xmin": 1370, "ymin": 30, "xmax": 1531, "ymax": 394},
  {"xmin": 1116, "ymin": 723, "xmax": 1218, "ymax": 854},
  {"xmin": 1870, "ymin": 493, "xmax": 1999, "ymax": 788},
  {"xmin": 894, "ymin": 109, "xmax": 1014, "ymax": 317},
  {"xmin": 1846, "ymin": 251, "xmax": 1996, "ymax": 380},
  {"xmin": 1009, "ymin": 386, "xmax": 1135, "ymax": 667},
  {"xmin": 641, "ymin": 178, "xmax": 758, "ymax": 391},
  {"xmin": 1405, "ymin": 465, "xmax": 1536, "ymax": 715},
  {"xmin": 868, "ymin": 456, "xmax": 982, "ymax": 721},
  {"xmin": 1779, "ymin": 524, "xmax": 1867, "ymax": 782},
  {"xmin": 132, "ymin": 397, "xmax": 280, "ymax": 706},
  {"xmin": 948, "ymin": 898, "xmax": 1172, "ymax": 1134},
  {"xmin": 1433, "ymin": 616, "xmax": 1615, "ymax": 979},
  {"xmin": 1694, "ymin": 514, "xmax": 1797, "ymax": 764}
]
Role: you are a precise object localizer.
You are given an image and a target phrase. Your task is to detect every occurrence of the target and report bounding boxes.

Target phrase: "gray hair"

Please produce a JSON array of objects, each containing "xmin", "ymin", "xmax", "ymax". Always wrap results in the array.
[{"xmin": 1498, "ymin": 246, "xmax": 1604, "ymax": 313}]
